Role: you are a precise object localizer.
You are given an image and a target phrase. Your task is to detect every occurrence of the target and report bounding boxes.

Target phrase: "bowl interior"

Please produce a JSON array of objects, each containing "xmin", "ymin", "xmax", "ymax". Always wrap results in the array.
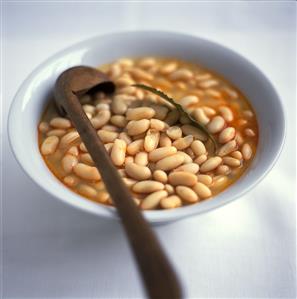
[{"xmin": 8, "ymin": 31, "xmax": 285, "ymax": 223}]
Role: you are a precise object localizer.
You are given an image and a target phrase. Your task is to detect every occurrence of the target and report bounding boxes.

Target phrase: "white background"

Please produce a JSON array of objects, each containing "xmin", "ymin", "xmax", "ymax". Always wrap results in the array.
[{"xmin": 2, "ymin": 1, "xmax": 296, "ymax": 298}]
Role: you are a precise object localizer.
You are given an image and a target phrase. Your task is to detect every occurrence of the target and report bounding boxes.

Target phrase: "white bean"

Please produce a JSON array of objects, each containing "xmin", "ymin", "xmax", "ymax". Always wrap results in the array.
[
  {"xmin": 194, "ymin": 154, "xmax": 208, "ymax": 165},
  {"xmin": 110, "ymin": 115, "xmax": 127, "ymax": 128},
  {"xmin": 205, "ymin": 89, "xmax": 221, "ymax": 99},
  {"xmin": 242, "ymin": 143, "xmax": 253, "ymax": 160},
  {"xmin": 78, "ymin": 184, "xmax": 97, "ymax": 198},
  {"xmin": 218, "ymin": 140, "xmax": 237, "ymax": 157},
  {"xmin": 110, "ymin": 64, "xmax": 122, "ymax": 79},
  {"xmin": 140, "ymin": 190, "xmax": 168, "ymax": 210},
  {"xmin": 125, "ymin": 162, "xmax": 152, "ymax": 180},
  {"xmin": 244, "ymin": 128, "xmax": 256, "ymax": 137},
  {"xmin": 218, "ymin": 127, "xmax": 236, "ymax": 144},
  {"xmin": 191, "ymin": 140, "xmax": 206, "ymax": 156},
  {"xmin": 118, "ymin": 86, "xmax": 136, "ymax": 95},
  {"xmin": 134, "ymin": 152, "xmax": 148, "ymax": 166},
  {"xmin": 117, "ymin": 58, "xmax": 134, "ymax": 67},
  {"xmin": 47, "ymin": 129, "xmax": 66, "ymax": 137},
  {"xmin": 61, "ymin": 154, "xmax": 78, "ymax": 173},
  {"xmin": 165, "ymin": 184, "xmax": 175, "ymax": 195},
  {"xmin": 50, "ymin": 117, "xmax": 71, "ymax": 129},
  {"xmin": 115, "ymin": 76, "xmax": 134, "ymax": 87},
  {"xmin": 144, "ymin": 129, "xmax": 160, "ymax": 152},
  {"xmin": 46, "ymin": 129, "xmax": 66, "ymax": 137},
  {"xmin": 179, "ymin": 95, "xmax": 199, "ymax": 107},
  {"xmin": 97, "ymin": 130, "xmax": 118, "ymax": 143},
  {"xmin": 216, "ymin": 165, "xmax": 231, "ymax": 175},
  {"xmin": 96, "ymin": 103, "xmax": 110, "ymax": 111},
  {"xmin": 192, "ymin": 108, "xmax": 210, "ymax": 125},
  {"xmin": 222, "ymin": 157, "xmax": 241, "ymax": 167},
  {"xmin": 127, "ymin": 139, "xmax": 144, "ymax": 155},
  {"xmin": 166, "ymin": 126, "xmax": 182, "ymax": 140},
  {"xmin": 94, "ymin": 181, "xmax": 105, "ymax": 191},
  {"xmin": 235, "ymin": 132, "xmax": 244, "ymax": 146},
  {"xmin": 127, "ymin": 119, "xmax": 150, "ymax": 136},
  {"xmin": 219, "ymin": 106, "xmax": 234, "ymax": 122},
  {"xmin": 111, "ymin": 96, "xmax": 128, "ymax": 115},
  {"xmin": 67, "ymin": 146, "xmax": 79, "ymax": 156},
  {"xmin": 168, "ymin": 172, "xmax": 197, "ymax": 186},
  {"xmin": 73, "ymin": 163, "xmax": 101, "ymax": 181},
  {"xmin": 202, "ymin": 106, "xmax": 216, "ymax": 117},
  {"xmin": 132, "ymin": 180, "xmax": 164, "ymax": 193},
  {"xmin": 193, "ymin": 182, "xmax": 212, "ymax": 198},
  {"xmin": 150, "ymin": 119, "xmax": 167, "ymax": 131},
  {"xmin": 138, "ymin": 57, "xmax": 156, "ymax": 69},
  {"xmin": 174, "ymin": 163, "xmax": 199, "ymax": 174},
  {"xmin": 199, "ymin": 79, "xmax": 218, "ymax": 89},
  {"xmin": 177, "ymin": 151, "xmax": 193, "ymax": 164},
  {"xmin": 160, "ymin": 195, "xmax": 182, "ymax": 209},
  {"xmin": 111, "ymin": 139, "xmax": 127, "ymax": 166},
  {"xmin": 60, "ymin": 131, "xmax": 80, "ymax": 148},
  {"xmin": 97, "ymin": 191, "xmax": 110, "ymax": 203},
  {"xmin": 101, "ymin": 125, "xmax": 118, "ymax": 132},
  {"xmin": 41, "ymin": 136, "xmax": 59, "ymax": 155},
  {"xmin": 207, "ymin": 116, "xmax": 225, "ymax": 134},
  {"xmin": 130, "ymin": 68, "xmax": 153, "ymax": 81},
  {"xmin": 126, "ymin": 107, "xmax": 155, "ymax": 120},
  {"xmin": 153, "ymin": 170, "xmax": 168, "ymax": 183},
  {"xmin": 91, "ymin": 109, "xmax": 111, "ymax": 129},
  {"xmin": 63, "ymin": 175, "xmax": 79, "ymax": 187},
  {"xmin": 197, "ymin": 174, "xmax": 213, "ymax": 186},
  {"xmin": 155, "ymin": 154, "xmax": 184, "ymax": 171},
  {"xmin": 83, "ymin": 104, "xmax": 95, "ymax": 115},
  {"xmin": 172, "ymin": 135, "xmax": 193, "ymax": 150},
  {"xmin": 169, "ymin": 69, "xmax": 193, "ymax": 81},
  {"xmin": 200, "ymin": 157, "xmax": 222, "ymax": 173},
  {"xmin": 223, "ymin": 87, "xmax": 238, "ymax": 99},
  {"xmin": 159, "ymin": 133, "xmax": 172, "ymax": 147},
  {"xmin": 237, "ymin": 119, "xmax": 248, "ymax": 126},
  {"xmin": 212, "ymin": 175, "xmax": 228, "ymax": 188},
  {"xmin": 160, "ymin": 62, "xmax": 178, "ymax": 74},
  {"xmin": 230, "ymin": 151, "xmax": 243, "ymax": 160},
  {"xmin": 176, "ymin": 186, "xmax": 199, "ymax": 203},
  {"xmin": 148, "ymin": 146, "xmax": 177, "ymax": 162}
]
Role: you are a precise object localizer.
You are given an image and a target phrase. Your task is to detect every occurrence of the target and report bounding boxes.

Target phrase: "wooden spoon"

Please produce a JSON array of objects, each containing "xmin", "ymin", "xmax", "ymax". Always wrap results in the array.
[{"xmin": 54, "ymin": 66, "xmax": 183, "ymax": 299}]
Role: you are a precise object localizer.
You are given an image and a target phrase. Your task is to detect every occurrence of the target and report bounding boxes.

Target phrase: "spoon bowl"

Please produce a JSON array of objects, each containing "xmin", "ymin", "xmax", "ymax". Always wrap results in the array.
[{"xmin": 54, "ymin": 66, "xmax": 115, "ymax": 116}]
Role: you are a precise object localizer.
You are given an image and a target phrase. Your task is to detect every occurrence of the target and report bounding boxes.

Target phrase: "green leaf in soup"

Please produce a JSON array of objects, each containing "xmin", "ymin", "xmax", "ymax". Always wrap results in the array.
[{"xmin": 132, "ymin": 84, "xmax": 218, "ymax": 153}]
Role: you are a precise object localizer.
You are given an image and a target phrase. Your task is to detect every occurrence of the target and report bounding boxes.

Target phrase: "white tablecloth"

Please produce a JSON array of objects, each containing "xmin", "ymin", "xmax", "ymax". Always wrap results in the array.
[{"xmin": 2, "ymin": 2, "xmax": 296, "ymax": 298}]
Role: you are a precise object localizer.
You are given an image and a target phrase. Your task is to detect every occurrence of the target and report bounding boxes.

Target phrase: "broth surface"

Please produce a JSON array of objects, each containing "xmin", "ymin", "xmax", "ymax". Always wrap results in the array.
[{"xmin": 38, "ymin": 57, "xmax": 258, "ymax": 209}]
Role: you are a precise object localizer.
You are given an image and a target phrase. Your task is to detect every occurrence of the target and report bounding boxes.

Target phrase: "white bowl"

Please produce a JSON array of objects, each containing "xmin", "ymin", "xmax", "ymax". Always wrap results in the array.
[{"xmin": 8, "ymin": 31, "xmax": 285, "ymax": 224}]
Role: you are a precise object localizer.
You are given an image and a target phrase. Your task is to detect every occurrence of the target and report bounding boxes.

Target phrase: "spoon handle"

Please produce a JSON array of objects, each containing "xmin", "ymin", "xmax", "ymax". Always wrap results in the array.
[{"xmin": 59, "ymin": 91, "xmax": 183, "ymax": 299}]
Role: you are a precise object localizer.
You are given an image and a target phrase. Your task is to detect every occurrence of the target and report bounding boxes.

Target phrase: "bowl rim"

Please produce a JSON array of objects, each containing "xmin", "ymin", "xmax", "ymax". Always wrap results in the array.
[{"xmin": 8, "ymin": 30, "xmax": 286, "ymax": 223}]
